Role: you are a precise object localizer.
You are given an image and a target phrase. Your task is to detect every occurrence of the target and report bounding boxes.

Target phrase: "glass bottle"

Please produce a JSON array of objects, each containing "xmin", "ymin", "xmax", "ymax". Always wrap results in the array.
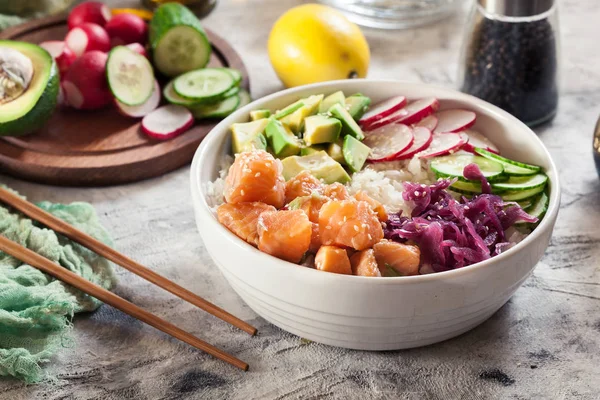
[{"xmin": 458, "ymin": 0, "xmax": 559, "ymax": 127}]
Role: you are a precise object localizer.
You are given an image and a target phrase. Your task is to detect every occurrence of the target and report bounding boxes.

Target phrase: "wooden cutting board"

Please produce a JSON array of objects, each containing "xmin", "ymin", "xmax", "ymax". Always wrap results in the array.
[{"xmin": 0, "ymin": 14, "xmax": 249, "ymax": 186}]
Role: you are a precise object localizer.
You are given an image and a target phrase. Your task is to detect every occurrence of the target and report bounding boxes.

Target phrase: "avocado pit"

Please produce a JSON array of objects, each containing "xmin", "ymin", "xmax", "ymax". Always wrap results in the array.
[{"xmin": 0, "ymin": 47, "xmax": 34, "ymax": 105}]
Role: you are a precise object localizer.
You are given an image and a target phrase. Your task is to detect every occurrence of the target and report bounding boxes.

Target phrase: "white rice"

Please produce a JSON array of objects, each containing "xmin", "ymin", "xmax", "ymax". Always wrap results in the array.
[{"xmin": 204, "ymin": 154, "xmax": 436, "ymax": 215}]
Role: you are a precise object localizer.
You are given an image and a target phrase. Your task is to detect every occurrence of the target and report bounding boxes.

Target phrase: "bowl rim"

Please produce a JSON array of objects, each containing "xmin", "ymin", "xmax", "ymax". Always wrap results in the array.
[{"xmin": 191, "ymin": 79, "xmax": 560, "ymax": 285}]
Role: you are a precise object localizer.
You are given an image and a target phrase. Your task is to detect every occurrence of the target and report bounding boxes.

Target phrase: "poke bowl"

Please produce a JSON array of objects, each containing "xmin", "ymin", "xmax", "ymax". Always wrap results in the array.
[{"xmin": 190, "ymin": 80, "xmax": 560, "ymax": 350}]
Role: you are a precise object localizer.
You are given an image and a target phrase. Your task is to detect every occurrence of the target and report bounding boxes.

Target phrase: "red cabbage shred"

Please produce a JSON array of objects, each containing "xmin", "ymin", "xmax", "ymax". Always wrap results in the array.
[{"xmin": 384, "ymin": 164, "xmax": 537, "ymax": 272}]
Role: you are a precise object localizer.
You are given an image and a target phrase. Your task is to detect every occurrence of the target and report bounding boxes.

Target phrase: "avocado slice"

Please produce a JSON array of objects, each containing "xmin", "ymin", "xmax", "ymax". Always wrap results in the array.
[
  {"xmin": 303, "ymin": 114, "xmax": 341, "ymax": 146},
  {"xmin": 281, "ymin": 150, "xmax": 351, "ymax": 184},
  {"xmin": 274, "ymin": 100, "xmax": 304, "ymax": 119},
  {"xmin": 250, "ymin": 109, "xmax": 271, "ymax": 121},
  {"xmin": 318, "ymin": 91, "xmax": 345, "ymax": 113},
  {"xmin": 265, "ymin": 118, "xmax": 301, "ymax": 158},
  {"xmin": 329, "ymin": 103, "xmax": 364, "ymax": 140},
  {"xmin": 0, "ymin": 40, "xmax": 59, "ymax": 137},
  {"xmin": 343, "ymin": 135, "xmax": 371, "ymax": 172},
  {"xmin": 327, "ymin": 140, "xmax": 345, "ymax": 165},
  {"xmin": 345, "ymin": 94, "xmax": 371, "ymax": 121},
  {"xmin": 301, "ymin": 144, "xmax": 327, "ymax": 156},
  {"xmin": 280, "ymin": 94, "xmax": 324, "ymax": 134},
  {"xmin": 231, "ymin": 118, "xmax": 269, "ymax": 154}
]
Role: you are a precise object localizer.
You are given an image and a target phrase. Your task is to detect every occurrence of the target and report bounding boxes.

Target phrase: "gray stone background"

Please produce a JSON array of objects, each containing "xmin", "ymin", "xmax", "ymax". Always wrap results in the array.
[{"xmin": 1, "ymin": 0, "xmax": 599, "ymax": 398}]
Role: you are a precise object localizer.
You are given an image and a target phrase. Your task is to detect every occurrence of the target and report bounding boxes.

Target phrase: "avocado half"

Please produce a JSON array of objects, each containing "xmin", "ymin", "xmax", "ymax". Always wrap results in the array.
[{"xmin": 0, "ymin": 40, "xmax": 59, "ymax": 137}]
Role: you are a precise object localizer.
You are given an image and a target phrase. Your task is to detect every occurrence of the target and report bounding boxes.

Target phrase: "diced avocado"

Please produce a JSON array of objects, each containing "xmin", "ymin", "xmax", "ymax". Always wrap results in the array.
[
  {"xmin": 329, "ymin": 103, "xmax": 364, "ymax": 140},
  {"xmin": 280, "ymin": 94, "xmax": 324, "ymax": 133},
  {"xmin": 250, "ymin": 109, "xmax": 271, "ymax": 121},
  {"xmin": 281, "ymin": 151, "xmax": 351, "ymax": 184},
  {"xmin": 318, "ymin": 91, "xmax": 345, "ymax": 113},
  {"xmin": 265, "ymin": 118, "xmax": 301, "ymax": 158},
  {"xmin": 327, "ymin": 141, "xmax": 345, "ymax": 165},
  {"xmin": 301, "ymin": 144, "xmax": 327, "ymax": 156},
  {"xmin": 303, "ymin": 115, "xmax": 341, "ymax": 146},
  {"xmin": 231, "ymin": 118, "xmax": 269, "ymax": 154},
  {"xmin": 343, "ymin": 135, "xmax": 371, "ymax": 172},
  {"xmin": 274, "ymin": 100, "xmax": 304, "ymax": 119},
  {"xmin": 345, "ymin": 94, "xmax": 371, "ymax": 121}
]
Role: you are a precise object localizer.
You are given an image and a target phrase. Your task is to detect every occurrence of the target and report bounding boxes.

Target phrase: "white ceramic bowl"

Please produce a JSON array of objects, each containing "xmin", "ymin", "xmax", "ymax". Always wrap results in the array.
[{"xmin": 190, "ymin": 80, "xmax": 560, "ymax": 350}]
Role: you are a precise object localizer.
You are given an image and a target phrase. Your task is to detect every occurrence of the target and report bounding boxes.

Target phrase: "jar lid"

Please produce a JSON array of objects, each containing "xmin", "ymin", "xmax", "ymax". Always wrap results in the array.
[{"xmin": 478, "ymin": 0, "xmax": 554, "ymax": 17}]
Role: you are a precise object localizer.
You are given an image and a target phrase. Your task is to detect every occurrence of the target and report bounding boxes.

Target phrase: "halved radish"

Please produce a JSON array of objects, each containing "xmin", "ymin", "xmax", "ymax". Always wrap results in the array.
[
  {"xmin": 116, "ymin": 79, "xmax": 160, "ymax": 118},
  {"xmin": 65, "ymin": 22, "xmax": 111, "ymax": 57},
  {"xmin": 415, "ymin": 115, "xmax": 438, "ymax": 131},
  {"xmin": 363, "ymin": 124, "xmax": 414, "ymax": 162},
  {"xmin": 397, "ymin": 97, "xmax": 440, "ymax": 125},
  {"xmin": 142, "ymin": 105, "xmax": 194, "ymax": 140},
  {"xmin": 394, "ymin": 127, "xmax": 433, "ymax": 160},
  {"xmin": 67, "ymin": 1, "xmax": 112, "ymax": 30},
  {"xmin": 433, "ymin": 109, "xmax": 476, "ymax": 133},
  {"xmin": 461, "ymin": 129, "xmax": 500, "ymax": 154},
  {"xmin": 125, "ymin": 43, "xmax": 148, "ymax": 59},
  {"xmin": 359, "ymin": 96, "xmax": 407, "ymax": 128},
  {"xmin": 105, "ymin": 13, "xmax": 148, "ymax": 47},
  {"xmin": 418, "ymin": 132, "xmax": 468, "ymax": 158},
  {"xmin": 39, "ymin": 41, "xmax": 76, "ymax": 76}
]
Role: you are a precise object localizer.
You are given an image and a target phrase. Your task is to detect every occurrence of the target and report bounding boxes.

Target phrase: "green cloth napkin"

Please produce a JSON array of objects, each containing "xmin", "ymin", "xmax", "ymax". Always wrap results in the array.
[{"xmin": 0, "ymin": 187, "xmax": 116, "ymax": 383}]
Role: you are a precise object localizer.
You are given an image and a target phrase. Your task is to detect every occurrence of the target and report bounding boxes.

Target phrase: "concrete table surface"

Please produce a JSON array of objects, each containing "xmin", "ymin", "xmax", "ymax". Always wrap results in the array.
[{"xmin": 1, "ymin": 0, "xmax": 599, "ymax": 399}]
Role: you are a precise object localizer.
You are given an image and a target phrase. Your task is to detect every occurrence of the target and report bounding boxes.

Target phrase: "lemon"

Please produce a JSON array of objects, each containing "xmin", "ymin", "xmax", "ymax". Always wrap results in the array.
[{"xmin": 268, "ymin": 4, "xmax": 370, "ymax": 88}]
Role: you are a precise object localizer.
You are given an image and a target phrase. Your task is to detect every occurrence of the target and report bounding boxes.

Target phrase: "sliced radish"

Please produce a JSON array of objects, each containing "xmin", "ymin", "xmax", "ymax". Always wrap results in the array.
[
  {"xmin": 433, "ymin": 109, "xmax": 476, "ymax": 133},
  {"xmin": 364, "ymin": 107, "xmax": 409, "ymax": 130},
  {"xmin": 142, "ymin": 105, "xmax": 194, "ymax": 140},
  {"xmin": 394, "ymin": 127, "xmax": 433, "ymax": 160},
  {"xmin": 116, "ymin": 79, "xmax": 161, "ymax": 118},
  {"xmin": 359, "ymin": 96, "xmax": 407, "ymax": 128},
  {"xmin": 39, "ymin": 41, "xmax": 76, "ymax": 76},
  {"xmin": 125, "ymin": 43, "xmax": 148, "ymax": 59},
  {"xmin": 461, "ymin": 129, "xmax": 500, "ymax": 154},
  {"xmin": 65, "ymin": 22, "xmax": 111, "ymax": 57},
  {"xmin": 397, "ymin": 97, "xmax": 440, "ymax": 125},
  {"xmin": 68, "ymin": 1, "xmax": 112, "ymax": 30},
  {"xmin": 364, "ymin": 124, "xmax": 414, "ymax": 162},
  {"xmin": 418, "ymin": 132, "xmax": 468, "ymax": 158},
  {"xmin": 415, "ymin": 115, "xmax": 438, "ymax": 131}
]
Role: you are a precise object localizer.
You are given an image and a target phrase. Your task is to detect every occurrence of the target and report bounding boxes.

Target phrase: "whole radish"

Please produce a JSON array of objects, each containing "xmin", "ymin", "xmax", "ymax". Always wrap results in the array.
[
  {"xmin": 65, "ymin": 22, "xmax": 111, "ymax": 57},
  {"xmin": 39, "ymin": 41, "xmax": 77, "ymax": 76},
  {"xmin": 63, "ymin": 51, "xmax": 112, "ymax": 110},
  {"xmin": 68, "ymin": 1, "xmax": 112, "ymax": 30},
  {"xmin": 105, "ymin": 13, "xmax": 148, "ymax": 47}
]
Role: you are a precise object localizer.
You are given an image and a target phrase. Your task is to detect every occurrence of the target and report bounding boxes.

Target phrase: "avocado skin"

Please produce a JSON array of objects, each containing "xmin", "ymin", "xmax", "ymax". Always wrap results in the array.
[{"xmin": 0, "ymin": 61, "xmax": 59, "ymax": 137}]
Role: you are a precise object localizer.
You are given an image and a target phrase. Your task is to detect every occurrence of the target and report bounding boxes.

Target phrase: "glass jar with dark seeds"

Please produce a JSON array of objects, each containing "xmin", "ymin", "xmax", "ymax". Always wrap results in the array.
[{"xmin": 458, "ymin": 0, "xmax": 559, "ymax": 127}]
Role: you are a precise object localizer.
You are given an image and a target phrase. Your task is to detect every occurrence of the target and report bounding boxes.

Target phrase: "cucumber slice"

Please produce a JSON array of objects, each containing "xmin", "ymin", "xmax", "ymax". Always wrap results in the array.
[
  {"xmin": 274, "ymin": 101, "xmax": 304, "ymax": 119},
  {"xmin": 237, "ymin": 90, "xmax": 251, "ymax": 109},
  {"xmin": 218, "ymin": 68, "xmax": 242, "ymax": 86},
  {"xmin": 449, "ymin": 180, "xmax": 483, "ymax": 193},
  {"xmin": 190, "ymin": 93, "xmax": 240, "ymax": 119},
  {"xmin": 475, "ymin": 147, "xmax": 540, "ymax": 176},
  {"xmin": 430, "ymin": 154, "xmax": 504, "ymax": 180},
  {"xmin": 106, "ymin": 46, "xmax": 154, "ymax": 106},
  {"xmin": 517, "ymin": 198, "xmax": 533, "ymax": 210},
  {"xmin": 149, "ymin": 3, "xmax": 211, "ymax": 77},
  {"xmin": 173, "ymin": 68, "xmax": 235, "ymax": 101},
  {"xmin": 523, "ymin": 192, "xmax": 549, "ymax": 219},
  {"xmin": 491, "ymin": 173, "xmax": 548, "ymax": 191},
  {"xmin": 501, "ymin": 185, "xmax": 545, "ymax": 201},
  {"xmin": 164, "ymin": 80, "xmax": 197, "ymax": 106}
]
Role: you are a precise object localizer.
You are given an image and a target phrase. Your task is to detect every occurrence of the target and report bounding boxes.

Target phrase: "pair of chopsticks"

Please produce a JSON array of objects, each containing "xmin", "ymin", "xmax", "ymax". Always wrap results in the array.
[{"xmin": 0, "ymin": 187, "xmax": 254, "ymax": 371}]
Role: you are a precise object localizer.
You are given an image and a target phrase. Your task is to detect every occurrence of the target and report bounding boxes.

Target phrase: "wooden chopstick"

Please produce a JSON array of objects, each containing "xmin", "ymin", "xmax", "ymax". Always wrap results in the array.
[
  {"xmin": 0, "ymin": 235, "xmax": 248, "ymax": 371},
  {"xmin": 0, "ymin": 187, "xmax": 256, "ymax": 336}
]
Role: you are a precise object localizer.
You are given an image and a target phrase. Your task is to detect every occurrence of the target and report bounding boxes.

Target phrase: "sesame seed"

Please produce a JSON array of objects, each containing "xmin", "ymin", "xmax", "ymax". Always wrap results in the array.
[
  {"xmin": 326, "ymin": 225, "xmax": 332, "ymax": 230},
  {"xmin": 265, "ymin": 162, "xmax": 271, "ymax": 167},
  {"xmin": 354, "ymin": 225, "xmax": 359, "ymax": 232},
  {"xmin": 362, "ymin": 223, "xmax": 368, "ymax": 228},
  {"xmin": 338, "ymin": 221, "xmax": 343, "ymax": 226},
  {"xmin": 240, "ymin": 189, "xmax": 245, "ymax": 196},
  {"xmin": 368, "ymin": 234, "xmax": 372, "ymax": 240},
  {"xmin": 343, "ymin": 216, "xmax": 347, "ymax": 222},
  {"xmin": 414, "ymin": 191, "xmax": 420, "ymax": 197},
  {"xmin": 464, "ymin": 206, "xmax": 470, "ymax": 210},
  {"xmin": 255, "ymin": 172, "xmax": 261, "ymax": 177}
]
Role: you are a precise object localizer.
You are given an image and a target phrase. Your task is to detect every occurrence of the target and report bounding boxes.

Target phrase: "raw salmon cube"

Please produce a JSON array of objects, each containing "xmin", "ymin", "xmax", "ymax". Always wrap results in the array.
[
  {"xmin": 257, "ymin": 210, "xmax": 312, "ymax": 263},
  {"xmin": 287, "ymin": 193, "xmax": 329, "ymax": 223},
  {"xmin": 354, "ymin": 191, "xmax": 388, "ymax": 222},
  {"xmin": 309, "ymin": 222, "xmax": 321, "ymax": 253},
  {"xmin": 350, "ymin": 249, "xmax": 382, "ymax": 277},
  {"xmin": 315, "ymin": 245, "xmax": 352, "ymax": 275},
  {"xmin": 217, "ymin": 202, "xmax": 276, "ymax": 247},
  {"xmin": 224, "ymin": 150, "xmax": 286, "ymax": 208},
  {"xmin": 373, "ymin": 239, "xmax": 421, "ymax": 276},
  {"xmin": 285, "ymin": 170, "xmax": 323, "ymax": 203},
  {"xmin": 322, "ymin": 183, "xmax": 350, "ymax": 201},
  {"xmin": 319, "ymin": 200, "xmax": 384, "ymax": 251}
]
